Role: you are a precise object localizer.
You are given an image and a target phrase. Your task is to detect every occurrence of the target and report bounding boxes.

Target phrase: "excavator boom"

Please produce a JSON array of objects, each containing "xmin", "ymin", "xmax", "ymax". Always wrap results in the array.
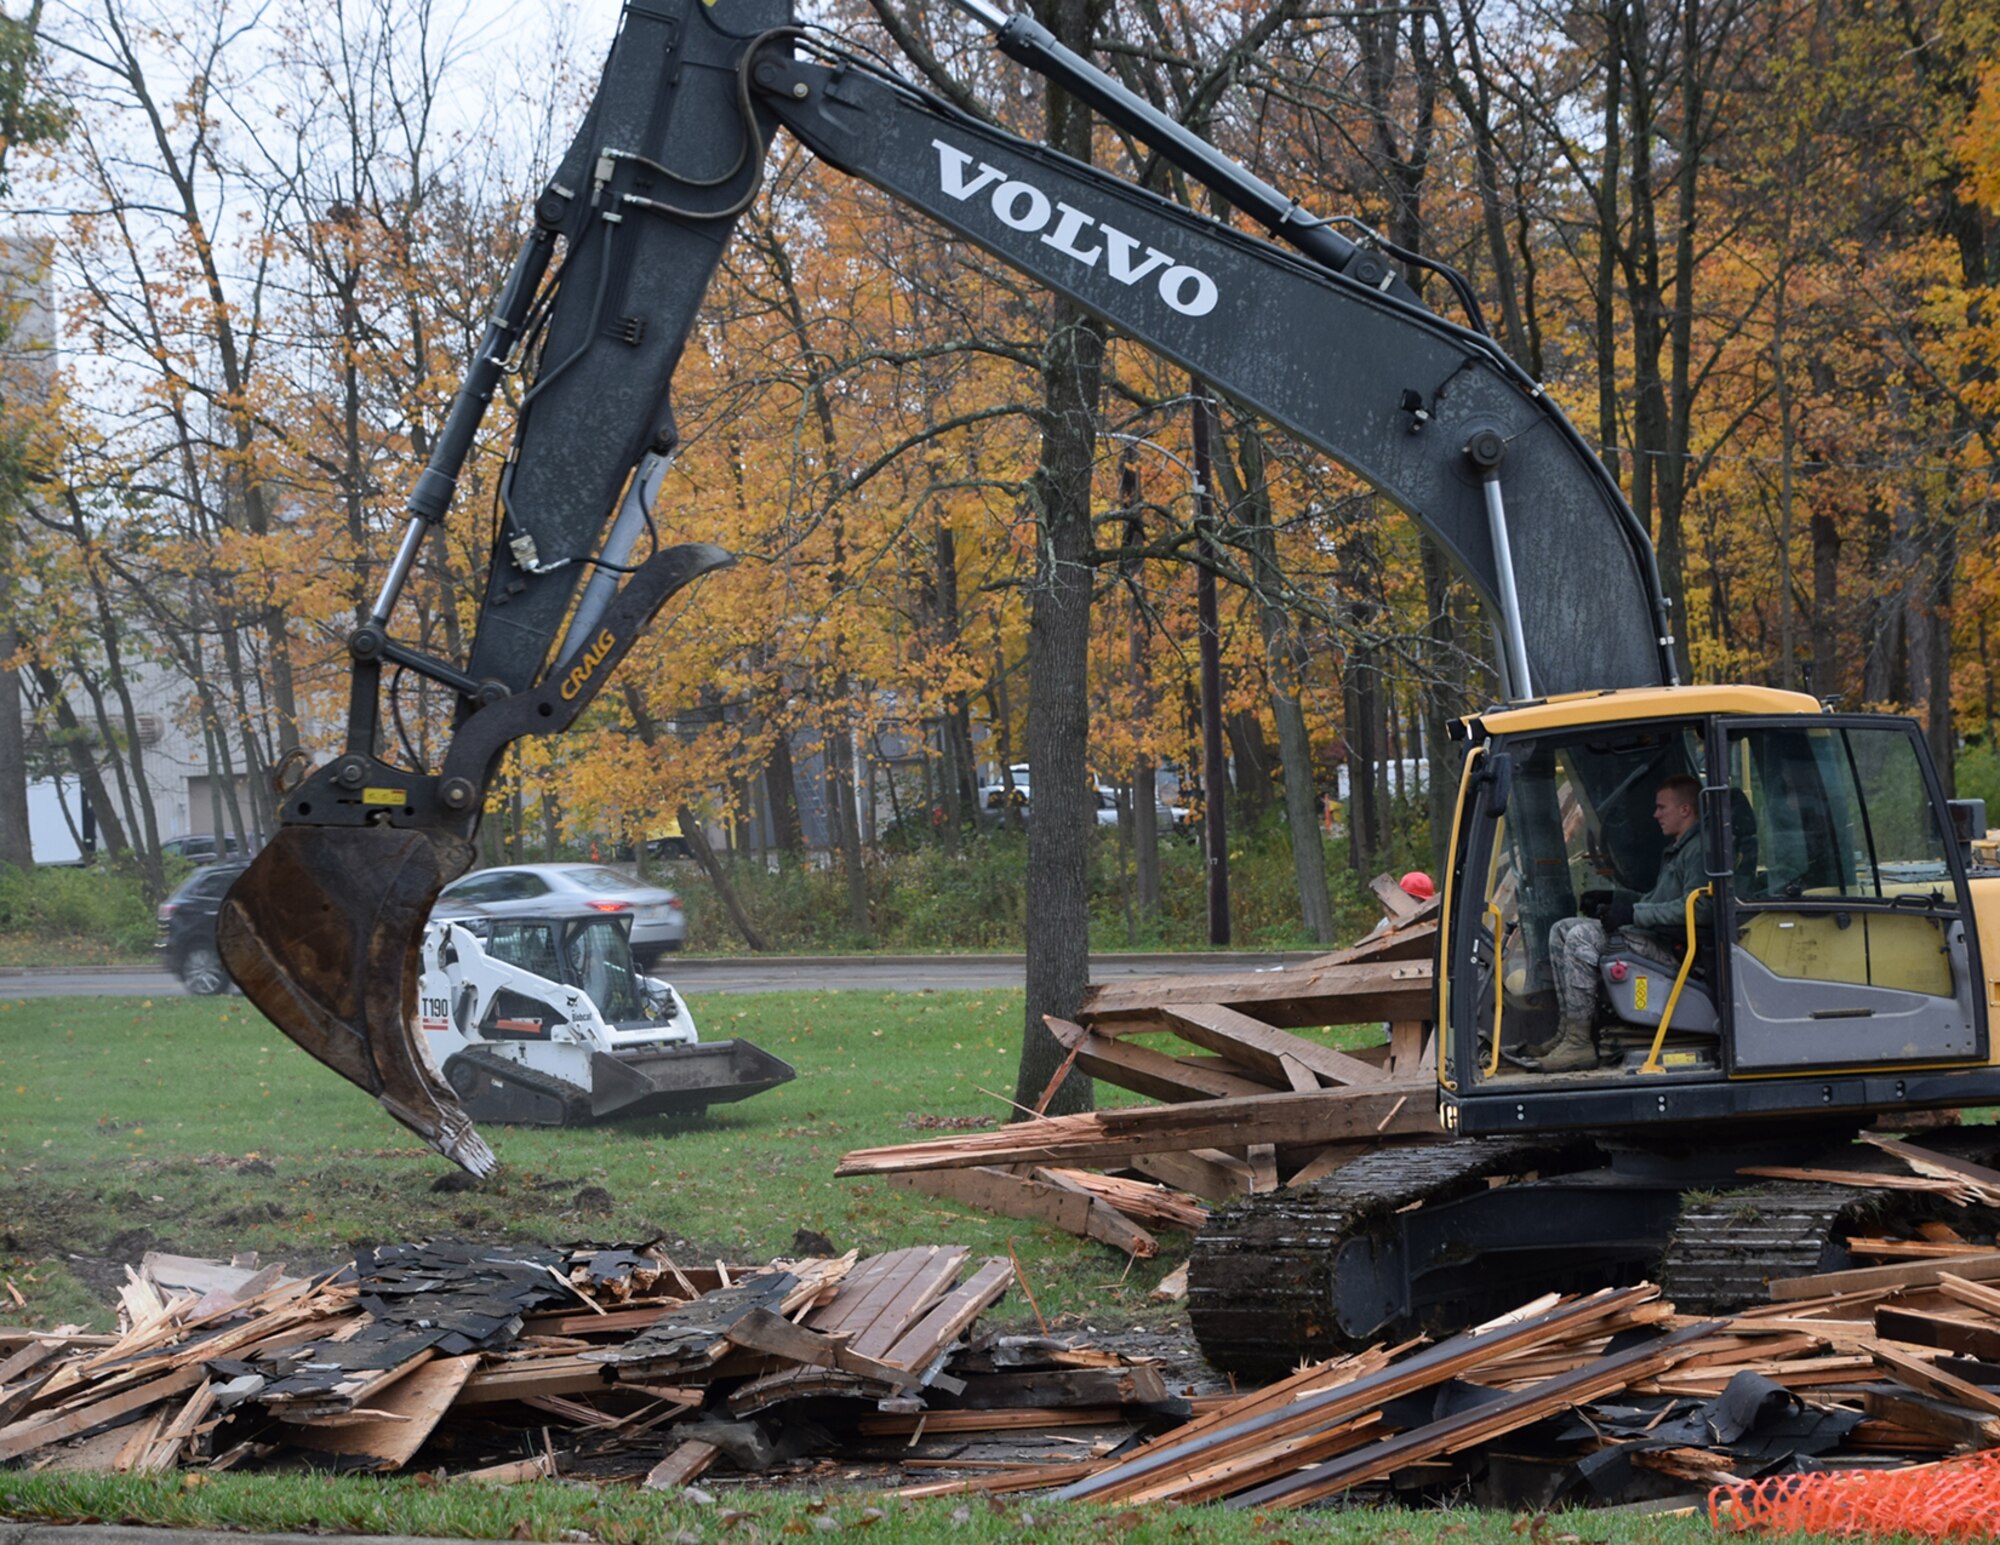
[{"xmin": 223, "ymin": 0, "xmax": 1680, "ymax": 1169}]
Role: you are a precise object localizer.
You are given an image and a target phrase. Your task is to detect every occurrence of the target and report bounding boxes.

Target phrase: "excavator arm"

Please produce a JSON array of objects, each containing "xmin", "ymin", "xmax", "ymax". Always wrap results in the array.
[{"xmin": 220, "ymin": 0, "xmax": 1677, "ymax": 1171}]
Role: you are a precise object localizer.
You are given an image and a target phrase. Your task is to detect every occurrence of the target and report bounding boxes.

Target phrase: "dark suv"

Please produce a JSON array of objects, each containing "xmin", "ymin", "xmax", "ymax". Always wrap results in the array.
[{"xmin": 157, "ymin": 861, "xmax": 248, "ymax": 995}]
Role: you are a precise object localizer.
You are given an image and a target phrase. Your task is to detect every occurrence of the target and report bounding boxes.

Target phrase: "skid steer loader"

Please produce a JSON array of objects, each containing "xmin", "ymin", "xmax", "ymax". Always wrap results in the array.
[{"xmin": 416, "ymin": 909, "xmax": 794, "ymax": 1129}]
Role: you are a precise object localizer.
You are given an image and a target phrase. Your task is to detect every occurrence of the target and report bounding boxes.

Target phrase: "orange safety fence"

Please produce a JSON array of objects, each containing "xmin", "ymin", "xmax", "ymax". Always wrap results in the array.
[{"xmin": 1710, "ymin": 1448, "xmax": 2000, "ymax": 1539}]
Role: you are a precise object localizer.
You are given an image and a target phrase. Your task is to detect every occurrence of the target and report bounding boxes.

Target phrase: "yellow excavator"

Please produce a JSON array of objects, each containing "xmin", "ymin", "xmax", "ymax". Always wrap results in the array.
[{"xmin": 215, "ymin": 0, "xmax": 2000, "ymax": 1361}]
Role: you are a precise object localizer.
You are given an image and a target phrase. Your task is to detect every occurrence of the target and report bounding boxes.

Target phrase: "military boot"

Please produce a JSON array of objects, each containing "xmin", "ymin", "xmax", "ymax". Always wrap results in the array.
[{"xmin": 1533, "ymin": 1017, "xmax": 1597, "ymax": 1073}]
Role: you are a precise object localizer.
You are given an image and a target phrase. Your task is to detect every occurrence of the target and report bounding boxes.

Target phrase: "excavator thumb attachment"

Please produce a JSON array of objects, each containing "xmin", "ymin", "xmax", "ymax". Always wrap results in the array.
[{"xmin": 219, "ymin": 826, "xmax": 494, "ymax": 1174}]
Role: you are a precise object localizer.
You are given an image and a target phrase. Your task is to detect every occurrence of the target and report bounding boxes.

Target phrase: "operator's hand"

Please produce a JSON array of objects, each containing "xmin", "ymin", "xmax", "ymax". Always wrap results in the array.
[
  {"xmin": 1601, "ymin": 898, "xmax": 1635, "ymax": 933},
  {"xmin": 1579, "ymin": 888, "xmax": 1613, "ymax": 918}
]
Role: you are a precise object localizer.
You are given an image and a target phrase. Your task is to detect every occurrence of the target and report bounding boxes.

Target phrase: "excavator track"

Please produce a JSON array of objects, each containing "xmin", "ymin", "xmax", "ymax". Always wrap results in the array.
[
  {"xmin": 1188, "ymin": 1137, "xmax": 1597, "ymax": 1379},
  {"xmin": 444, "ymin": 1049, "xmax": 593, "ymax": 1129},
  {"xmin": 1659, "ymin": 1180, "xmax": 1897, "ymax": 1311},
  {"xmin": 1190, "ymin": 1128, "xmax": 2000, "ymax": 1379}
]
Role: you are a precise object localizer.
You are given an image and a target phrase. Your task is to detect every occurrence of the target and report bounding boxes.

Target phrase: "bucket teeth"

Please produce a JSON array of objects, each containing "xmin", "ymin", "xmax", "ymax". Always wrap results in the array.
[{"xmin": 217, "ymin": 826, "xmax": 496, "ymax": 1176}]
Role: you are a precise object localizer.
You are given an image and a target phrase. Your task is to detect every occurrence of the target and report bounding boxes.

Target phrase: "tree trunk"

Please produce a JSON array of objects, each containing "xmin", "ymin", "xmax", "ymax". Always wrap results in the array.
[
  {"xmin": 677, "ymin": 802, "xmax": 768, "ymax": 952},
  {"xmin": 765, "ymin": 734, "xmax": 803, "ymax": 857},
  {"xmin": 27, "ymin": 663, "xmax": 128, "ymax": 857},
  {"xmin": 1809, "ymin": 512, "xmax": 1841, "ymax": 701},
  {"xmin": 0, "ymin": 622, "xmax": 30, "ymax": 867},
  {"xmin": 1011, "ymin": 0, "xmax": 1106, "ymax": 1118},
  {"xmin": 1225, "ymin": 707, "xmax": 1275, "ymax": 826}
]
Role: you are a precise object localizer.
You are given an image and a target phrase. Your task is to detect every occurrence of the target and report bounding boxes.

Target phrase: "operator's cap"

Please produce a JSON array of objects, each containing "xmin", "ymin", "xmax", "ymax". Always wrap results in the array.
[{"xmin": 1399, "ymin": 870, "xmax": 1435, "ymax": 901}]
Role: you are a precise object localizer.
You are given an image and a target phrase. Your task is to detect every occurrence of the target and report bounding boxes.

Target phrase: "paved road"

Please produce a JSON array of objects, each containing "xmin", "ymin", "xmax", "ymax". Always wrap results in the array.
[{"xmin": 0, "ymin": 950, "xmax": 1319, "ymax": 1001}]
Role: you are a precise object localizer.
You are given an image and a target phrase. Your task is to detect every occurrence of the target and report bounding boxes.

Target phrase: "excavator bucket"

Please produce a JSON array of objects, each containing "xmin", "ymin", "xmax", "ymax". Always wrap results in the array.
[{"xmin": 218, "ymin": 826, "xmax": 497, "ymax": 1176}]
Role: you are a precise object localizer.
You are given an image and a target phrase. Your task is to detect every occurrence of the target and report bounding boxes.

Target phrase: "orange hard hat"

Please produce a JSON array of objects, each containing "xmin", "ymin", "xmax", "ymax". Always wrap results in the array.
[{"xmin": 1399, "ymin": 870, "xmax": 1435, "ymax": 901}]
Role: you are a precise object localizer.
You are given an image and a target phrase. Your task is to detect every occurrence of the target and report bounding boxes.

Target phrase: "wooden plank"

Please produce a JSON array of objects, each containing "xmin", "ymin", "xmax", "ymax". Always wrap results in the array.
[
  {"xmin": 133, "ymin": 1379, "xmax": 217, "ymax": 1474},
  {"xmin": 856, "ymin": 1407, "xmax": 1131, "ymax": 1435},
  {"xmin": 812, "ymin": 1248, "xmax": 942, "ymax": 1345},
  {"xmin": 288, "ymin": 1355, "xmax": 479, "ymax": 1471},
  {"xmin": 1030, "ymin": 1169, "xmax": 1161, "ymax": 1257},
  {"xmin": 1246, "ymin": 1145, "xmax": 1279, "ymax": 1195},
  {"xmin": 879, "ymin": 1259, "xmax": 1014, "ymax": 1374},
  {"xmin": 1848, "ymin": 1239, "xmax": 1995, "ymax": 1260},
  {"xmin": 1079, "ymin": 958, "xmax": 1432, "ymax": 1030},
  {"xmin": 1059, "ymin": 1288, "xmax": 1659, "ymax": 1504},
  {"xmin": 1043, "ymin": 1017, "xmax": 1275, "ymax": 1102},
  {"xmin": 1876, "ymin": 1306, "xmax": 2000, "ymax": 1363},
  {"xmin": 1864, "ymin": 1135, "xmax": 2000, "ymax": 1198},
  {"xmin": 0, "ymin": 1361, "xmax": 206, "ymax": 1461},
  {"xmin": 454, "ymin": 1453, "xmax": 559, "ymax": 1484},
  {"xmin": 946, "ymin": 1365, "xmax": 1170, "ymax": 1410},
  {"xmin": 1739, "ymin": 1165, "xmax": 1974, "ymax": 1200},
  {"xmin": 1127, "ymin": 1149, "xmax": 1253, "ymax": 1203},
  {"xmin": 1274, "ymin": 1053, "xmax": 1321, "ymax": 1093},
  {"xmin": 1938, "ymin": 1273, "xmax": 2000, "ymax": 1316},
  {"xmin": 848, "ymin": 1248, "xmax": 969, "ymax": 1360},
  {"xmin": 1371, "ymin": 873, "xmax": 1423, "ymax": 921},
  {"xmin": 1387, "ymin": 1021, "xmax": 1431, "ymax": 1077},
  {"xmin": 1160, "ymin": 1004, "xmax": 1388, "ymax": 1087},
  {"xmin": 839, "ymin": 1083, "xmax": 1437, "ymax": 1176},
  {"xmin": 1857, "ymin": 1388, "xmax": 2000, "ymax": 1449},
  {"xmin": 1233, "ymin": 1323, "xmax": 1715, "ymax": 1510},
  {"xmin": 1111, "ymin": 1416, "xmax": 1383, "ymax": 1505},
  {"xmin": 643, "ymin": 1438, "xmax": 720, "ymax": 1492},
  {"xmin": 894, "ymin": 1459, "xmax": 1107, "ymax": 1499},
  {"xmin": 1767, "ymin": 1251, "xmax": 2000, "ymax": 1301},
  {"xmin": 1873, "ymin": 1343, "xmax": 2000, "ymax": 1417},
  {"xmin": 888, "ymin": 1169, "xmax": 1156, "ymax": 1257},
  {"xmin": 1298, "ymin": 908, "xmax": 1438, "ymax": 970},
  {"xmin": 455, "ymin": 1354, "xmax": 614, "ymax": 1406},
  {"xmin": 722, "ymin": 1306, "xmax": 922, "ymax": 1390},
  {"xmin": 1042, "ymin": 1171, "xmax": 1205, "ymax": 1232}
]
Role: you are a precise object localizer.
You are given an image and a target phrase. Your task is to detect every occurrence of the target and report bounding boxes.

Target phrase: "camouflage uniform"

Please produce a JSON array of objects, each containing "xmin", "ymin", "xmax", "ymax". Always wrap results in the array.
[
  {"xmin": 1548, "ymin": 917, "xmax": 1678, "ymax": 1023},
  {"xmin": 1549, "ymin": 826, "xmax": 1709, "ymax": 1024}
]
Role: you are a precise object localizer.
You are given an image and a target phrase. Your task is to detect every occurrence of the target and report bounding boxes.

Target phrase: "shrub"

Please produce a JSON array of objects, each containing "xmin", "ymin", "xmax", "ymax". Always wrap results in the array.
[{"xmin": 0, "ymin": 861, "xmax": 158, "ymax": 958}]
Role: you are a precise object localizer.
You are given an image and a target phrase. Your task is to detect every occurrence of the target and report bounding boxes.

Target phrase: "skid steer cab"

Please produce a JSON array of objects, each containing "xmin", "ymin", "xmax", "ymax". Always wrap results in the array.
[
  {"xmin": 1439, "ymin": 684, "xmax": 2000, "ymax": 1137},
  {"xmin": 417, "ymin": 909, "xmax": 794, "ymax": 1131}
]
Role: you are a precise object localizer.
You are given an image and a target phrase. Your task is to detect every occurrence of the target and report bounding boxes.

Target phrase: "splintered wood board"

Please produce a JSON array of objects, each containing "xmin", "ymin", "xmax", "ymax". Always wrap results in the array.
[{"xmin": 287, "ymin": 1355, "xmax": 480, "ymax": 1470}]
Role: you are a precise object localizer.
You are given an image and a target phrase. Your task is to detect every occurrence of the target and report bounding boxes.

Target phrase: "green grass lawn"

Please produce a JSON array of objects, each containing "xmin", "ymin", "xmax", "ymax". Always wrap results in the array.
[
  {"xmin": 0, "ymin": 1470, "xmax": 1727, "ymax": 1544},
  {"xmin": 0, "ymin": 987, "xmax": 1194, "ymax": 1329}
]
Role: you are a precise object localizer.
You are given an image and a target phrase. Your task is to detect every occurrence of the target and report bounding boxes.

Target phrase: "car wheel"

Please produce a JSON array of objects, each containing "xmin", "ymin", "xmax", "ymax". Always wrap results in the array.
[{"xmin": 181, "ymin": 944, "xmax": 229, "ymax": 996}]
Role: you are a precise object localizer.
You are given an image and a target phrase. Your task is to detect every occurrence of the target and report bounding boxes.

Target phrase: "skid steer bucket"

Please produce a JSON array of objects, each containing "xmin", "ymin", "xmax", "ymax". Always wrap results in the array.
[
  {"xmin": 217, "ymin": 826, "xmax": 497, "ymax": 1175},
  {"xmin": 588, "ymin": 1040, "xmax": 797, "ymax": 1121}
]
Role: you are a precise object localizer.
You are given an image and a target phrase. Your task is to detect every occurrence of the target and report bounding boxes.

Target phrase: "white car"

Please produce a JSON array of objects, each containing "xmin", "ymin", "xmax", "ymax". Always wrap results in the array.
[{"xmin": 435, "ymin": 863, "xmax": 686, "ymax": 966}]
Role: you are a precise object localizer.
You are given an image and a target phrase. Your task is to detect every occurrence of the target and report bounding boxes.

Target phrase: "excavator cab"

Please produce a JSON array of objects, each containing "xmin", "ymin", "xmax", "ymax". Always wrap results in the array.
[{"xmin": 1440, "ymin": 686, "xmax": 2000, "ymax": 1136}]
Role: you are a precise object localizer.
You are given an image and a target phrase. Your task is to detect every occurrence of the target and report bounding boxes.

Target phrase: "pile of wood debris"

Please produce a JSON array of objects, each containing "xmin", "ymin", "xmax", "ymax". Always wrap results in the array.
[
  {"xmin": 0, "ymin": 1240, "xmax": 1191, "ymax": 1489},
  {"xmin": 839, "ymin": 882, "xmax": 1441, "ymax": 1256},
  {"xmin": 10, "ymin": 1231, "xmax": 2000, "ymax": 1510}
]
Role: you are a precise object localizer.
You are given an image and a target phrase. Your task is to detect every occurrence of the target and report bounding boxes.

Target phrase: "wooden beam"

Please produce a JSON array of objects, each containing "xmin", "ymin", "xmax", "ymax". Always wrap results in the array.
[
  {"xmin": 888, "ymin": 1168, "xmax": 1156, "ymax": 1257},
  {"xmin": 841, "ymin": 1083, "xmax": 1436, "ymax": 1175},
  {"xmin": 1768, "ymin": 1252, "xmax": 2000, "ymax": 1301},
  {"xmin": 1043, "ymin": 1017, "xmax": 1275, "ymax": 1102},
  {"xmin": 722, "ymin": 1306, "xmax": 922, "ymax": 1390},
  {"xmin": 1080, "ymin": 959, "xmax": 1433, "ymax": 1031},
  {"xmin": 1873, "ymin": 1344, "xmax": 2000, "ymax": 1417},
  {"xmin": 1857, "ymin": 1389, "xmax": 2000, "ymax": 1450},
  {"xmin": 1159, "ymin": 1003, "xmax": 1389, "ymax": 1086},
  {"xmin": 643, "ymin": 1439, "xmax": 720, "ymax": 1492},
  {"xmin": 1127, "ymin": 1149, "xmax": 1254, "ymax": 1203},
  {"xmin": 1876, "ymin": 1306, "xmax": 2000, "ymax": 1363}
]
